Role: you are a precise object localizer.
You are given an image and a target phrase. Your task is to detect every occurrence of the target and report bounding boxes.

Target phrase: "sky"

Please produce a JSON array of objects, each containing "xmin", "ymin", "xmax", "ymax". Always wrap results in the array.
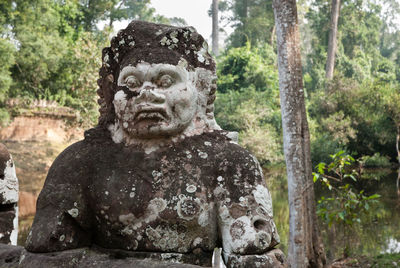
[
  {"xmin": 151, "ymin": 0, "xmax": 213, "ymax": 41},
  {"xmin": 111, "ymin": 0, "xmax": 231, "ymax": 45}
]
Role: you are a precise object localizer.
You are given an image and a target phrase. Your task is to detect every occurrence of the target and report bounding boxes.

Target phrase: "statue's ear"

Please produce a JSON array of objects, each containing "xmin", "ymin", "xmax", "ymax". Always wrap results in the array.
[{"xmin": 98, "ymin": 73, "xmax": 116, "ymax": 126}]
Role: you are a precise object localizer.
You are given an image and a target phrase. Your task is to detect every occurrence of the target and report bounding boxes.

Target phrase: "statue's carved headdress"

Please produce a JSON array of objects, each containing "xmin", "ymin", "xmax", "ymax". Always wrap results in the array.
[{"xmin": 97, "ymin": 21, "xmax": 217, "ymax": 127}]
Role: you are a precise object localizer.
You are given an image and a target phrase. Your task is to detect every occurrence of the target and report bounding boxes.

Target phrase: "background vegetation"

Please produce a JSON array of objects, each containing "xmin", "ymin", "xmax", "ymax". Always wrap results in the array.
[
  {"xmin": 1, "ymin": 0, "xmax": 400, "ymax": 263},
  {"xmin": 1, "ymin": 0, "xmax": 399, "ymax": 165}
]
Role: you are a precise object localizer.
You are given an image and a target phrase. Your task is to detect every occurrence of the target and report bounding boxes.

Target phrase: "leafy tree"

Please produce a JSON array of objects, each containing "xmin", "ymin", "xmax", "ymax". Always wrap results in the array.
[
  {"xmin": 273, "ymin": 0, "xmax": 326, "ymax": 265},
  {"xmin": 313, "ymin": 151, "xmax": 381, "ymax": 256},
  {"xmin": 214, "ymin": 43, "xmax": 282, "ymax": 164},
  {"xmin": 2, "ymin": 0, "xmax": 172, "ymax": 126},
  {"xmin": 217, "ymin": 43, "xmax": 278, "ymax": 94},
  {"xmin": 9, "ymin": 0, "xmax": 74, "ymax": 99},
  {"xmin": 220, "ymin": 0, "xmax": 275, "ymax": 47},
  {"xmin": 308, "ymin": 77, "xmax": 398, "ymax": 163},
  {"xmin": 0, "ymin": 37, "xmax": 15, "ymax": 126},
  {"xmin": 78, "ymin": 0, "xmax": 118, "ymax": 31},
  {"xmin": 379, "ymin": 82, "xmax": 400, "ymax": 165},
  {"xmin": 108, "ymin": 0, "xmax": 167, "ymax": 27},
  {"xmin": 215, "ymin": 89, "xmax": 283, "ymax": 164},
  {"xmin": 211, "ymin": 0, "xmax": 219, "ymax": 56},
  {"xmin": 325, "ymin": 0, "xmax": 340, "ymax": 79},
  {"xmin": 304, "ymin": 0, "xmax": 388, "ymax": 91},
  {"xmin": 0, "ymin": 38, "xmax": 15, "ymax": 103}
]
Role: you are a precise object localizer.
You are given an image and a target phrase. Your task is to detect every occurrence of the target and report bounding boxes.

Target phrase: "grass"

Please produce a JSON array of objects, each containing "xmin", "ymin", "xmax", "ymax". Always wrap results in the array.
[{"xmin": 371, "ymin": 253, "xmax": 400, "ymax": 267}]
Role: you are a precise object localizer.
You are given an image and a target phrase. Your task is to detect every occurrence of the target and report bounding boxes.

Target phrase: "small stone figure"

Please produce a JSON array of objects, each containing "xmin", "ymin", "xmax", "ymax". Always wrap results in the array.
[
  {"xmin": 24, "ymin": 21, "xmax": 286, "ymax": 267},
  {"xmin": 0, "ymin": 143, "xmax": 18, "ymax": 246}
]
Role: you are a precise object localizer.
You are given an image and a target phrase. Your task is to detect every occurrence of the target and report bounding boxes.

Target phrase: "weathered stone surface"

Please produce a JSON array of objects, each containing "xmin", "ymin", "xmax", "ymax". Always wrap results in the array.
[
  {"xmin": 0, "ymin": 143, "xmax": 18, "ymax": 245},
  {"xmin": 0, "ymin": 244, "xmax": 207, "ymax": 267},
  {"xmin": 20, "ymin": 246, "xmax": 208, "ymax": 268},
  {"xmin": 24, "ymin": 21, "xmax": 287, "ymax": 267},
  {"xmin": 0, "ymin": 243, "xmax": 23, "ymax": 267},
  {"xmin": 225, "ymin": 249, "xmax": 287, "ymax": 268}
]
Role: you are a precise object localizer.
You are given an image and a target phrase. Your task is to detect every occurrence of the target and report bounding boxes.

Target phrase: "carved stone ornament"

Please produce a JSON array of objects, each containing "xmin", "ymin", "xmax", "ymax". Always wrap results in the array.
[
  {"xmin": 0, "ymin": 21, "xmax": 287, "ymax": 268},
  {"xmin": 0, "ymin": 143, "xmax": 19, "ymax": 247}
]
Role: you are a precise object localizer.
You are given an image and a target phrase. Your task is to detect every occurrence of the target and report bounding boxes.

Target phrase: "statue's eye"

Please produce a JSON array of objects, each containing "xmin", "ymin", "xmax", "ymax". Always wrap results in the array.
[
  {"xmin": 125, "ymin": 75, "xmax": 141, "ymax": 88},
  {"xmin": 158, "ymin": 74, "xmax": 174, "ymax": 88}
]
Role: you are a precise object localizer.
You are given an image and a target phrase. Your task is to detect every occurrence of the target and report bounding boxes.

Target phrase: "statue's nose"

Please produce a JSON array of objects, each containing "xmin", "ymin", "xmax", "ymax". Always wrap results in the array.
[{"xmin": 134, "ymin": 82, "xmax": 165, "ymax": 104}]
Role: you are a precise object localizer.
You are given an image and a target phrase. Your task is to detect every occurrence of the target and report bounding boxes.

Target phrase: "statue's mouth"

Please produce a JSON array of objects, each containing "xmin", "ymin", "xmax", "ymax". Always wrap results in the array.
[{"xmin": 134, "ymin": 107, "xmax": 168, "ymax": 123}]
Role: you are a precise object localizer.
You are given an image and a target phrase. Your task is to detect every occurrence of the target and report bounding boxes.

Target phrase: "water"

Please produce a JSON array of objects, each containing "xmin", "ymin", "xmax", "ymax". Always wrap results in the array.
[{"xmin": 266, "ymin": 167, "xmax": 400, "ymax": 260}]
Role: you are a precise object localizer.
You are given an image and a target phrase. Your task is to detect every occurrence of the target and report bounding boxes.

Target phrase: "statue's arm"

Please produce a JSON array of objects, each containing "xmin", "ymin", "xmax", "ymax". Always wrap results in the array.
[
  {"xmin": 25, "ymin": 142, "xmax": 93, "ymax": 253},
  {"xmin": 216, "ymin": 148, "xmax": 286, "ymax": 267}
]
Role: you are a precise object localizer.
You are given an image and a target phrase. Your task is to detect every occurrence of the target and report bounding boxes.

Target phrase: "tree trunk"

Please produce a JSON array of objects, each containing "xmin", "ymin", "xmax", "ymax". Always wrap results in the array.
[
  {"xmin": 396, "ymin": 125, "xmax": 400, "ymax": 197},
  {"xmin": 212, "ymin": 0, "xmax": 219, "ymax": 56},
  {"xmin": 396, "ymin": 124, "xmax": 400, "ymax": 166},
  {"xmin": 325, "ymin": 0, "xmax": 341, "ymax": 79},
  {"xmin": 270, "ymin": 25, "xmax": 276, "ymax": 45},
  {"xmin": 272, "ymin": 0, "xmax": 326, "ymax": 267}
]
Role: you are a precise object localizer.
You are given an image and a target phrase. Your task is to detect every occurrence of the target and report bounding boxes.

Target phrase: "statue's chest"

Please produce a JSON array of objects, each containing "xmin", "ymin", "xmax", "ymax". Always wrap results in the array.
[{"xmin": 87, "ymin": 153, "xmax": 218, "ymax": 251}]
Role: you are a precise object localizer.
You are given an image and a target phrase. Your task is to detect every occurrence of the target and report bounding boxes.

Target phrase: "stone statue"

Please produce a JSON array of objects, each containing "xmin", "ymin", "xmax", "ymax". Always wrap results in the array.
[
  {"xmin": 23, "ymin": 21, "xmax": 286, "ymax": 267},
  {"xmin": 0, "ymin": 143, "xmax": 18, "ymax": 246}
]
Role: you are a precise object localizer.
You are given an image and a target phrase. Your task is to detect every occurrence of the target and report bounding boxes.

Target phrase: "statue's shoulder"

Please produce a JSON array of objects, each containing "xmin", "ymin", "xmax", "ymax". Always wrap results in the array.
[
  {"xmin": 83, "ymin": 126, "xmax": 113, "ymax": 143},
  {"xmin": 47, "ymin": 127, "xmax": 112, "ymax": 171},
  {"xmin": 203, "ymin": 130, "xmax": 256, "ymax": 160},
  {"xmin": 201, "ymin": 130, "xmax": 265, "ymax": 185}
]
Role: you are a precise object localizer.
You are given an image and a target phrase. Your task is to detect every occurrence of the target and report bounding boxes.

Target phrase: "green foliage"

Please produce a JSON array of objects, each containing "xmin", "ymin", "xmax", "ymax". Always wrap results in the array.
[
  {"xmin": 313, "ymin": 151, "xmax": 381, "ymax": 227},
  {"xmin": 234, "ymin": 97, "xmax": 283, "ymax": 164},
  {"xmin": 0, "ymin": 107, "xmax": 10, "ymax": 127},
  {"xmin": 221, "ymin": 0, "xmax": 275, "ymax": 48},
  {"xmin": 373, "ymin": 253, "xmax": 400, "ymax": 266},
  {"xmin": 1, "ymin": 0, "xmax": 174, "ymax": 127},
  {"xmin": 215, "ymin": 43, "xmax": 282, "ymax": 164},
  {"xmin": 215, "ymin": 89, "xmax": 283, "ymax": 164},
  {"xmin": 308, "ymin": 77, "xmax": 398, "ymax": 162},
  {"xmin": 359, "ymin": 153, "xmax": 392, "ymax": 168},
  {"xmin": 217, "ymin": 43, "xmax": 278, "ymax": 94},
  {"xmin": 304, "ymin": 0, "xmax": 398, "ymax": 92},
  {"xmin": 108, "ymin": 0, "xmax": 175, "ymax": 28},
  {"xmin": 0, "ymin": 37, "xmax": 15, "ymax": 102}
]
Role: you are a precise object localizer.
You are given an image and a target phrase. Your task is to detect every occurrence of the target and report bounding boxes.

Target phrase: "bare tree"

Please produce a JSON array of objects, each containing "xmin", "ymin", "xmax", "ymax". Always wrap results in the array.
[
  {"xmin": 272, "ymin": 0, "xmax": 326, "ymax": 267},
  {"xmin": 326, "ymin": 0, "xmax": 341, "ymax": 79},
  {"xmin": 212, "ymin": 0, "xmax": 219, "ymax": 56}
]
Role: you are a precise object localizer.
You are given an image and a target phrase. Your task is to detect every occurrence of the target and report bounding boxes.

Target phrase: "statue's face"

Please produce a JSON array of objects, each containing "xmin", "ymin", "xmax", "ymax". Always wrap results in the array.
[{"xmin": 113, "ymin": 62, "xmax": 198, "ymax": 138}]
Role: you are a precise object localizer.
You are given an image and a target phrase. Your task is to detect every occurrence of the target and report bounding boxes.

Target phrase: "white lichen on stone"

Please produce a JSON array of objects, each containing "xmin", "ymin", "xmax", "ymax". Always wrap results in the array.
[
  {"xmin": 178, "ymin": 58, "xmax": 188, "ymax": 69},
  {"xmin": 198, "ymin": 151, "xmax": 208, "ymax": 159},
  {"xmin": 103, "ymin": 53, "xmax": 109, "ymax": 63},
  {"xmin": 193, "ymin": 237, "xmax": 202, "ymax": 247},
  {"xmin": 68, "ymin": 208, "xmax": 79, "ymax": 218},
  {"xmin": 10, "ymin": 205, "xmax": 18, "ymax": 245},
  {"xmin": 252, "ymin": 185, "xmax": 273, "ymax": 217},
  {"xmin": 108, "ymin": 62, "xmax": 221, "ymax": 151},
  {"xmin": 59, "ymin": 234, "xmax": 65, "ymax": 242},
  {"xmin": 185, "ymin": 151, "xmax": 192, "ymax": 159},
  {"xmin": 186, "ymin": 184, "xmax": 197, "ymax": 193},
  {"xmin": 0, "ymin": 158, "xmax": 19, "ymax": 204},
  {"xmin": 114, "ymin": 53, "xmax": 119, "ymax": 61}
]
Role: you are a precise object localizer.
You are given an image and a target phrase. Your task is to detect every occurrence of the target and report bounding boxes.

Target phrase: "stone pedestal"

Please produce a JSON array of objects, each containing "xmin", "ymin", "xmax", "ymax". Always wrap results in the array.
[{"xmin": 0, "ymin": 244, "xmax": 287, "ymax": 268}]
